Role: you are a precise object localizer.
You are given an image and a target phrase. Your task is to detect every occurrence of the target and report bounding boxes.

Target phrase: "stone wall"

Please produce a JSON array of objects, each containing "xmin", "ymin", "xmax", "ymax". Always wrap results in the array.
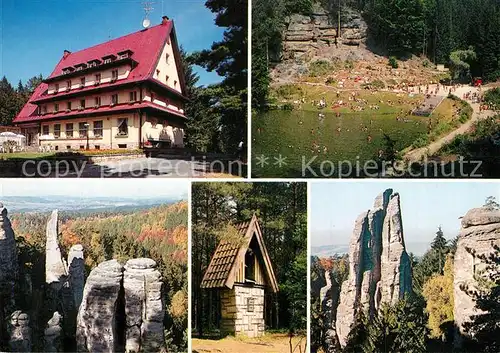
[{"xmin": 221, "ymin": 285, "xmax": 265, "ymax": 338}]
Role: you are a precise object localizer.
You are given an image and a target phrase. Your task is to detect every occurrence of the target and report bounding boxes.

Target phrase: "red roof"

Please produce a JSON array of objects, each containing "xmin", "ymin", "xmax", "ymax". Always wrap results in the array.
[{"xmin": 14, "ymin": 21, "xmax": 186, "ymax": 124}]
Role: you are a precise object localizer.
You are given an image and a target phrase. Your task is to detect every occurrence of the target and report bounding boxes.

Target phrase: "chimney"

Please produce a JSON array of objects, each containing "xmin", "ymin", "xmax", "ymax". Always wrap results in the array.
[
  {"xmin": 161, "ymin": 16, "xmax": 169, "ymax": 25},
  {"xmin": 63, "ymin": 50, "xmax": 71, "ymax": 59}
]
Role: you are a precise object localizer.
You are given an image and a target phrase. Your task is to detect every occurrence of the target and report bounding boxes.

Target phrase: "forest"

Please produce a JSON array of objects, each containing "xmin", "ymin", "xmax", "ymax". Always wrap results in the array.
[
  {"xmin": 7, "ymin": 202, "xmax": 188, "ymax": 352},
  {"xmin": 311, "ymin": 198, "xmax": 500, "ymax": 353},
  {"xmin": 191, "ymin": 182, "xmax": 307, "ymax": 339},
  {"xmin": 252, "ymin": 0, "xmax": 500, "ymax": 106},
  {"xmin": 1, "ymin": 0, "xmax": 247, "ymax": 155}
]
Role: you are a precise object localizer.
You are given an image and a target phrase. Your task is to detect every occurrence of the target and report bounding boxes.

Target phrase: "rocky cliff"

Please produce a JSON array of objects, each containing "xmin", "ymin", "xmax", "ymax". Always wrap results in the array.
[
  {"xmin": 0, "ymin": 203, "xmax": 20, "ymax": 350},
  {"xmin": 280, "ymin": 3, "xmax": 367, "ymax": 62},
  {"xmin": 335, "ymin": 189, "xmax": 412, "ymax": 347},
  {"xmin": 453, "ymin": 207, "xmax": 500, "ymax": 342}
]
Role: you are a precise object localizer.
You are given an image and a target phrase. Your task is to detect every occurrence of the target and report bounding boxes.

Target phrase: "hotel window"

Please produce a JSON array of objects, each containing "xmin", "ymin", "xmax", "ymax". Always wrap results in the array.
[
  {"xmin": 42, "ymin": 125, "xmax": 49, "ymax": 135},
  {"xmin": 42, "ymin": 105, "xmax": 47, "ymax": 114},
  {"xmin": 54, "ymin": 103, "xmax": 59, "ymax": 113},
  {"xmin": 165, "ymin": 53, "xmax": 170, "ymax": 64},
  {"xmin": 165, "ymin": 75, "xmax": 169, "ymax": 83},
  {"xmin": 117, "ymin": 118, "xmax": 128, "ymax": 136},
  {"xmin": 89, "ymin": 62, "xmax": 96, "ymax": 68},
  {"xmin": 67, "ymin": 102, "xmax": 72, "ymax": 111},
  {"xmin": 129, "ymin": 91, "xmax": 137, "ymax": 102},
  {"xmin": 54, "ymin": 83, "xmax": 59, "ymax": 93},
  {"xmin": 95, "ymin": 96, "xmax": 101, "ymax": 107},
  {"xmin": 54, "ymin": 124, "xmax": 61, "ymax": 138},
  {"xmin": 66, "ymin": 80, "xmax": 71, "ymax": 91},
  {"xmin": 80, "ymin": 77, "xmax": 85, "ymax": 88},
  {"xmin": 156, "ymin": 69, "xmax": 160, "ymax": 77},
  {"xmin": 104, "ymin": 58, "xmax": 112, "ymax": 64},
  {"xmin": 119, "ymin": 53, "xmax": 128, "ymax": 59},
  {"xmin": 111, "ymin": 69, "xmax": 119, "ymax": 81},
  {"xmin": 95, "ymin": 73, "xmax": 101, "ymax": 84},
  {"xmin": 66, "ymin": 123, "xmax": 74, "ymax": 137},
  {"xmin": 93, "ymin": 120, "xmax": 103, "ymax": 137},
  {"xmin": 111, "ymin": 94, "xmax": 118, "ymax": 105},
  {"xmin": 80, "ymin": 99, "xmax": 86, "ymax": 109},
  {"xmin": 174, "ymin": 80, "xmax": 178, "ymax": 88},
  {"xmin": 79, "ymin": 122, "xmax": 88, "ymax": 138}
]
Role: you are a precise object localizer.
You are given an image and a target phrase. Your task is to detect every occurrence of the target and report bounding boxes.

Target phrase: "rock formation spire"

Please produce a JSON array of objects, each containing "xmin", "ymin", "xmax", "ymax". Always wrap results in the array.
[
  {"xmin": 335, "ymin": 189, "xmax": 412, "ymax": 347},
  {"xmin": 45, "ymin": 210, "xmax": 68, "ymax": 288}
]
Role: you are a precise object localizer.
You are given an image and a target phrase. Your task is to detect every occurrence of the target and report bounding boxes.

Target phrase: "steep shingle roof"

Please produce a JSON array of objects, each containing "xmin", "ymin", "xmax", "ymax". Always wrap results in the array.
[
  {"xmin": 201, "ymin": 215, "xmax": 279, "ymax": 293},
  {"xmin": 14, "ymin": 21, "xmax": 186, "ymax": 124}
]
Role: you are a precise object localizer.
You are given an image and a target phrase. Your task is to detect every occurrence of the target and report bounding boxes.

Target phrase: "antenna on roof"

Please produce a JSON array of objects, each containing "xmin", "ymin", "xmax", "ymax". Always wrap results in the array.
[{"xmin": 142, "ymin": 1, "xmax": 154, "ymax": 29}]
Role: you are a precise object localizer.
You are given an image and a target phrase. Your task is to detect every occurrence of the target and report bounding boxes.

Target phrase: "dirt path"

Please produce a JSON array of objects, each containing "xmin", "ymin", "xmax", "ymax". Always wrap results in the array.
[
  {"xmin": 192, "ymin": 334, "xmax": 306, "ymax": 353},
  {"xmin": 404, "ymin": 86, "xmax": 495, "ymax": 162}
]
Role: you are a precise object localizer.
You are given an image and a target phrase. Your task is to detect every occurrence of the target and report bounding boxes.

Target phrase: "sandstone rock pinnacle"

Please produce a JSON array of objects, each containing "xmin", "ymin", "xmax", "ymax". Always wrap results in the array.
[
  {"xmin": 68, "ymin": 244, "xmax": 85, "ymax": 310},
  {"xmin": 76, "ymin": 260, "xmax": 124, "ymax": 353},
  {"xmin": 124, "ymin": 258, "xmax": 165, "ymax": 353},
  {"xmin": 45, "ymin": 210, "xmax": 68, "ymax": 289},
  {"xmin": 335, "ymin": 189, "xmax": 412, "ymax": 347}
]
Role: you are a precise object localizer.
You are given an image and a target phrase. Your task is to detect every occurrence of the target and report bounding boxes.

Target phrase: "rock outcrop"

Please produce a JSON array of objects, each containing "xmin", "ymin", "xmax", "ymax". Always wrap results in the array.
[
  {"xmin": 0, "ymin": 203, "xmax": 19, "ymax": 311},
  {"xmin": 44, "ymin": 311, "xmax": 63, "ymax": 352},
  {"xmin": 281, "ymin": 3, "xmax": 367, "ymax": 61},
  {"xmin": 0, "ymin": 203, "xmax": 19, "ymax": 349},
  {"xmin": 68, "ymin": 244, "xmax": 85, "ymax": 310},
  {"xmin": 124, "ymin": 258, "xmax": 165, "ymax": 353},
  {"xmin": 8, "ymin": 311, "xmax": 32, "ymax": 352},
  {"xmin": 76, "ymin": 260, "xmax": 125, "ymax": 353},
  {"xmin": 77, "ymin": 258, "xmax": 165, "ymax": 353},
  {"xmin": 45, "ymin": 210, "xmax": 68, "ymax": 289},
  {"xmin": 453, "ymin": 207, "xmax": 500, "ymax": 342},
  {"xmin": 320, "ymin": 270, "xmax": 336, "ymax": 352},
  {"xmin": 336, "ymin": 189, "xmax": 412, "ymax": 347}
]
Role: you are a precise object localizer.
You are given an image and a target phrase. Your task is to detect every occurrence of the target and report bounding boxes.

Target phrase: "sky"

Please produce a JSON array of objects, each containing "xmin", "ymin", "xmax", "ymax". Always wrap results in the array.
[
  {"xmin": 0, "ymin": 0, "xmax": 224, "ymax": 86},
  {"xmin": 0, "ymin": 179, "xmax": 189, "ymax": 199},
  {"xmin": 311, "ymin": 181, "xmax": 500, "ymax": 248}
]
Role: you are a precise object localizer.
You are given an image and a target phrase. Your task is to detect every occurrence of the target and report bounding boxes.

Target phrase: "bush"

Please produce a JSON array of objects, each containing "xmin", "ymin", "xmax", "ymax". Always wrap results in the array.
[
  {"xmin": 422, "ymin": 59, "xmax": 431, "ymax": 68},
  {"xmin": 484, "ymin": 87, "xmax": 500, "ymax": 110},
  {"xmin": 275, "ymin": 84, "xmax": 303, "ymax": 98},
  {"xmin": 282, "ymin": 103, "xmax": 294, "ymax": 110},
  {"xmin": 308, "ymin": 60, "xmax": 333, "ymax": 77},
  {"xmin": 412, "ymin": 135, "xmax": 430, "ymax": 149},
  {"xmin": 388, "ymin": 56, "xmax": 399, "ymax": 69}
]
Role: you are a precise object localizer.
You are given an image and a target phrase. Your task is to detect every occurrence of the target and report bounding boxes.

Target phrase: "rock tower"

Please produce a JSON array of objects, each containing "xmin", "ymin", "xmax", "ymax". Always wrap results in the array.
[{"xmin": 335, "ymin": 189, "xmax": 412, "ymax": 347}]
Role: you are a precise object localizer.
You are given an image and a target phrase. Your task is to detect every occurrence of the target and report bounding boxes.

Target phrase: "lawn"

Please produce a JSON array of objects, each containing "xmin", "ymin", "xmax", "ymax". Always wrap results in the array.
[
  {"xmin": 192, "ymin": 333, "xmax": 306, "ymax": 353},
  {"xmin": 253, "ymin": 86, "xmax": 430, "ymax": 177},
  {"xmin": 0, "ymin": 152, "xmax": 55, "ymax": 160}
]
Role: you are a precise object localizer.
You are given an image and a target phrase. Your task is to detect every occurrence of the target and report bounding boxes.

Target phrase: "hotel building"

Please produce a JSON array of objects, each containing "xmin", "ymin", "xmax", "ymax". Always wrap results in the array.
[{"xmin": 14, "ymin": 16, "xmax": 188, "ymax": 151}]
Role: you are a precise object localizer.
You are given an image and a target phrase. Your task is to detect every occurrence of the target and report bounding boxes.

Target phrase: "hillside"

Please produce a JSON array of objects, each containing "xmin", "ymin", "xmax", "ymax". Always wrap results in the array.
[{"xmin": 2, "ymin": 202, "xmax": 188, "ymax": 352}]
